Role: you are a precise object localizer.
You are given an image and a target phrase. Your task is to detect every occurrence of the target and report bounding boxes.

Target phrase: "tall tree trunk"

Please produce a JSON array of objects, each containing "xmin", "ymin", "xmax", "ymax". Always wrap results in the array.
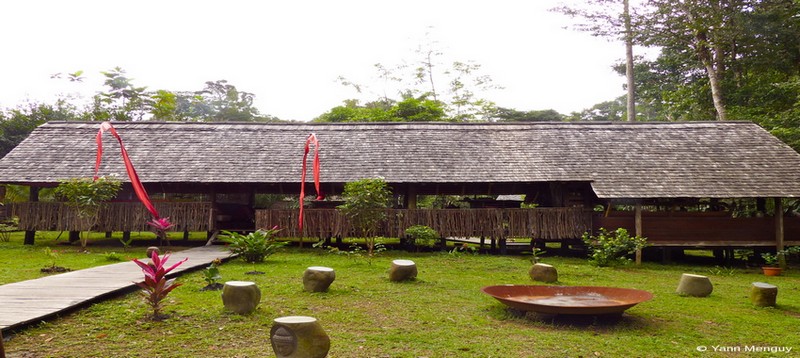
[
  {"xmin": 623, "ymin": 0, "xmax": 636, "ymax": 122},
  {"xmin": 685, "ymin": 5, "xmax": 728, "ymax": 121},
  {"xmin": 696, "ymin": 35, "xmax": 728, "ymax": 121}
]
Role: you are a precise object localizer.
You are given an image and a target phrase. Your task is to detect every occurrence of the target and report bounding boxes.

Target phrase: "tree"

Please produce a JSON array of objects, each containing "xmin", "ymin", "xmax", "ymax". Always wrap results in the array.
[
  {"xmin": 94, "ymin": 67, "xmax": 151, "ymax": 121},
  {"xmin": 54, "ymin": 177, "xmax": 121, "ymax": 249},
  {"xmin": 150, "ymin": 90, "xmax": 180, "ymax": 121},
  {"xmin": 567, "ymin": 97, "xmax": 627, "ymax": 121},
  {"xmin": 196, "ymin": 80, "xmax": 260, "ymax": 122},
  {"xmin": 495, "ymin": 108, "xmax": 564, "ymax": 122},
  {"xmin": 337, "ymin": 178, "xmax": 391, "ymax": 256},
  {"xmin": 553, "ymin": 0, "xmax": 641, "ymax": 122},
  {"xmin": 337, "ymin": 33, "xmax": 502, "ymax": 121},
  {"xmin": 0, "ymin": 101, "xmax": 82, "ymax": 158},
  {"xmin": 314, "ymin": 96, "xmax": 447, "ymax": 123},
  {"xmin": 633, "ymin": 0, "xmax": 800, "ymax": 127}
]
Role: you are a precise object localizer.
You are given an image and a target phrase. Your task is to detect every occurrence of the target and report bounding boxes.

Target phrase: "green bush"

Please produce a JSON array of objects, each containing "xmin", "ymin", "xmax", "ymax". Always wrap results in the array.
[
  {"xmin": 404, "ymin": 225, "xmax": 438, "ymax": 249},
  {"xmin": 220, "ymin": 228, "xmax": 287, "ymax": 263},
  {"xmin": 582, "ymin": 227, "xmax": 648, "ymax": 267}
]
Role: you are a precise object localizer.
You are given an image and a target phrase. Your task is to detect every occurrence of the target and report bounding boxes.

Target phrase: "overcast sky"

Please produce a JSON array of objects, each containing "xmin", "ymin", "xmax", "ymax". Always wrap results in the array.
[{"xmin": 0, "ymin": 0, "xmax": 637, "ymax": 121}]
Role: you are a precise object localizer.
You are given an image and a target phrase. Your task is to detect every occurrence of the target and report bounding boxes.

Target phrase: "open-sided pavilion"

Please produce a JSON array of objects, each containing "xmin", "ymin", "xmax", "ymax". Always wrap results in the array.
[{"xmin": 1, "ymin": 121, "xmax": 799, "ymax": 255}]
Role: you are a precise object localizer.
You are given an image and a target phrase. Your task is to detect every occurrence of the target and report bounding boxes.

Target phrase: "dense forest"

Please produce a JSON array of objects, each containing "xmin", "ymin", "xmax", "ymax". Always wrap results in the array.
[{"xmin": 1, "ymin": 0, "xmax": 799, "ymax": 157}]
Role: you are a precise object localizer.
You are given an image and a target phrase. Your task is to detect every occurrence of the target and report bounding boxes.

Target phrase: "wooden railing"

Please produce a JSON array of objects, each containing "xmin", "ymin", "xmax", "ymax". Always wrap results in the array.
[
  {"xmin": 11, "ymin": 202, "xmax": 212, "ymax": 232},
  {"xmin": 255, "ymin": 207, "xmax": 592, "ymax": 239}
]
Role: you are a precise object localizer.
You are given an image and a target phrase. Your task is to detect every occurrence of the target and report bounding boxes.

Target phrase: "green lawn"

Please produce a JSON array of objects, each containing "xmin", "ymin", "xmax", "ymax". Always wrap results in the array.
[{"xmin": 1, "ymin": 234, "xmax": 798, "ymax": 357}]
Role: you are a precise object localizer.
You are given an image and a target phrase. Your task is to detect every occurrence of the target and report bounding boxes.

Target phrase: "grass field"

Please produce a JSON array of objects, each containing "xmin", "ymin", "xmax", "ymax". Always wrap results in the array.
[{"xmin": 1, "ymin": 233, "xmax": 798, "ymax": 357}]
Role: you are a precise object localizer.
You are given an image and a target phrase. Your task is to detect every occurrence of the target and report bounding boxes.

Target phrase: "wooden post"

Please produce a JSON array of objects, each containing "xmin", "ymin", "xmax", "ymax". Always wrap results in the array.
[
  {"xmin": 405, "ymin": 185, "xmax": 417, "ymax": 209},
  {"xmin": 775, "ymin": 197, "xmax": 786, "ymax": 268},
  {"xmin": 24, "ymin": 186, "xmax": 40, "ymax": 245},
  {"xmin": 635, "ymin": 203, "xmax": 643, "ymax": 265}
]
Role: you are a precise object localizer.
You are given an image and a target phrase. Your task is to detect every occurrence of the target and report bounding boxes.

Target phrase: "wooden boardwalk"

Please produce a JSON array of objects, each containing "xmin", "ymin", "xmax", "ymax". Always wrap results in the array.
[{"xmin": 0, "ymin": 245, "xmax": 231, "ymax": 333}]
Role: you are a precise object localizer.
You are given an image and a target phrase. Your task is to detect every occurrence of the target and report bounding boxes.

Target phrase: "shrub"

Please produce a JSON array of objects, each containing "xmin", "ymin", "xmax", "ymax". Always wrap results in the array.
[
  {"xmin": 0, "ymin": 217, "xmax": 18, "ymax": 242},
  {"xmin": 54, "ymin": 176, "xmax": 121, "ymax": 248},
  {"xmin": 404, "ymin": 225, "xmax": 438, "ymax": 249},
  {"xmin": 132, "ymin": 251, "xmax": 187, "ymax": 319},
  {"xmin": 337, "ymin": 178, "xmax": 391, "ymax": 256},
  {"xmin": 582, "ymin": 227, "xmax": 648, "ymax": 267},
  {"xmin": 221, "ymin": 227, "xmax": 287, "ymax": 263}
]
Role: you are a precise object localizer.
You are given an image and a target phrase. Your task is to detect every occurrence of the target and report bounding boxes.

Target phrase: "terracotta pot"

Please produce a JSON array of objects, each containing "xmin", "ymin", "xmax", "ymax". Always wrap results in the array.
[{"xmin": 762, "ymin": 266, "xmax": 782, "ymax": 276}]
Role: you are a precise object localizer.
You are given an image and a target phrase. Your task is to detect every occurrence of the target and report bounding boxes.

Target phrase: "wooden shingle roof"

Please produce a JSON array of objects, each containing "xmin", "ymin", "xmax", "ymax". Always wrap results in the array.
[{"xmin": 1, "ymin": 121, "xmax": 799, "ymax": 199}]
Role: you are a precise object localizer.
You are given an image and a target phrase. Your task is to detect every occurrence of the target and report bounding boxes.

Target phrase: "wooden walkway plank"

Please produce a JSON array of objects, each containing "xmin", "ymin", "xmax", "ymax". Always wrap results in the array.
[{"xmin": 0, "ymin": 245, "xmax": 231, "ymax": 333}]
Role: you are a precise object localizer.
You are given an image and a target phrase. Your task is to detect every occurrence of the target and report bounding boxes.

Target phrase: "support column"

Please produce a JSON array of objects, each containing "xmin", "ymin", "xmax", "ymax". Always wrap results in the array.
[
  {"xmin": 404, "ymin": 185, "xmax": 418, "ymax": 209},
  {"xmin": 24, "ymin": 187, "xmax": 40, "ymax": 245},
  {"xmin": 775, "ymin": 197, "xmax": 786, "ymax": 268},
  {"xmin": 634, "ymin": 203, "xmax": 643, "ymax": 265}
]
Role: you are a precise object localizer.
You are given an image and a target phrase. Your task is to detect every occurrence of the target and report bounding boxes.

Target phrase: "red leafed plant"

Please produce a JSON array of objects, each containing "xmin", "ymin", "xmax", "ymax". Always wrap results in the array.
[{"xmin": 132, "ymin": 251, "xmax": 188, "ymax": 319}]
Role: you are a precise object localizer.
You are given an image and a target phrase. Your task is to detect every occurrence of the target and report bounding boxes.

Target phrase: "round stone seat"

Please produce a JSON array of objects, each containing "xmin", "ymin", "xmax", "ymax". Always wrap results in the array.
[
  {"xmin": 303, "ymin": 266, "xmax": 336, "ymax": 292},
  {"xmin": 389, "ymin": 259, "xmax": 417, "ymax": 282},
  {"xmin": 676, "ymin": 273, "xmax": 713, "ymax": 297}
]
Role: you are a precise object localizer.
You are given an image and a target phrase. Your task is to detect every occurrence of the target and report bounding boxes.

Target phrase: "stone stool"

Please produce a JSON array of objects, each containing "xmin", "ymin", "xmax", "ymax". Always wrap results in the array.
[
  {"xmin": 676, "ymin": 273, "xmax": 713, "ymax": 297},
  {"xmin": 529, "ymin": 263, "xmax": 558, "ymax": 283},
  {"xmin": 270, "ymin": 316, "xmax": 330, "ymax": 358},
  {"xmin": 303, "ymin": 266, "xmax": 335, "ymax": 292},
  {"xmin": 222, "ymin": 281, "xmax": 261, "ymax": 314},
  {"xmin": 750, "ymin": 282, "xmax": 778, "ymax": 307},
  {"xmin": 389, "ymin": 259, "xmax": 417, "ymax": 282},
  {"xmin": 146, "ymin": 246, "xmax": 159, "ymax": 258}
]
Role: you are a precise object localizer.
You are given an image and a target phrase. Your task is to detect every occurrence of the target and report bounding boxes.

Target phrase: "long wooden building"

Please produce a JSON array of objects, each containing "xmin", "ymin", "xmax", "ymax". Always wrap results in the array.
[{"xmin": 1, "ymin": 121, "xmax": 799, "ymax": 251}]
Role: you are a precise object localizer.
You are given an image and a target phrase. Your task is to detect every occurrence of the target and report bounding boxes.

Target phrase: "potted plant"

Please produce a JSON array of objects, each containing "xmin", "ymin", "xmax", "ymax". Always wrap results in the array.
[{"xmin": 760, "ymin": 251, "xmax": 785, "ymax": 276}]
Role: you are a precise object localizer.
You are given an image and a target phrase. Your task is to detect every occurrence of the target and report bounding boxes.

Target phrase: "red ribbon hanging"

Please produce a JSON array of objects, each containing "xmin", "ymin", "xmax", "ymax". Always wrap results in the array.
[
  {"xmin": 299, "ymin": 133, "xmax": 324, "ymax": 233},
  {"xmin": 94, "ymin": 122, "xmax": 160, "ymax": 220}
]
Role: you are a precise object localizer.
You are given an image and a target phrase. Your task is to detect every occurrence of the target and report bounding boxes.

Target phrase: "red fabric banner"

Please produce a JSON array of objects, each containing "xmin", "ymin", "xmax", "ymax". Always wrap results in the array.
[
  {"xmin": 94, "ymin": 122, "xmax": 160, "ymax": 220},
  {"xmin": 299, "ymin": 133, "xmax": 324, "ymax": 233}
]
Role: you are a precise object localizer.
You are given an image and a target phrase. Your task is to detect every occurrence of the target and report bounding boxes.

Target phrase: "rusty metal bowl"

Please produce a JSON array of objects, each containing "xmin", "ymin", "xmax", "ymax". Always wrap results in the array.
[{"xmin": 482, "ymin": 285, "xmax": 653, "ymax": 315}]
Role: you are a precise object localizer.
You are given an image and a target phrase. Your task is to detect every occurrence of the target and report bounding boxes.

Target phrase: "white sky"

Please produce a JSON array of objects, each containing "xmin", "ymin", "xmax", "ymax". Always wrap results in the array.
[{"xmin": 0, "ymin": 0, "xmax": 636, "ymax": 121}]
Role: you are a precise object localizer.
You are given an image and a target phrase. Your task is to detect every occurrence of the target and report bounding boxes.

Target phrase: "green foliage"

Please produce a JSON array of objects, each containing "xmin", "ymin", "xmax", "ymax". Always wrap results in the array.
[
  {"xmin": 54, "ymin": 176, "xmax": 121, "ymax": 248},
  {"xmin": 102, "ymin": 251, "xmax": 123, "ymax": 262},
  {"xmin": 54, "ymin": 177, "xmax": 122, "ymax": 217},
  {"xmin": 202, "ymin": 259, "xmax": 222, "ymax": 285},
  {"xmin": 0, "ymin": 101, "xmax": 79, "ymax": 158},
  {"xmin": 314, "ymin": 96, "xmax": 447, "ymax": 123},
  {"xmin": 220, "ymin": 228, "xmax": 287, "ymax": 263},
  {"xmin": 404, "ymin": 225, "xmax": 438, "ymax": 248},
  {"xmin": 0, "ymin": 217, "xmax": 18, "ymax": 242},
  {"xmin": 524, "ymin": 247, "xmax": 547, "ymax": 264},
  {"xmin": 495, "ymin": 108, "xmax": 563, "ymax": 122},
  {"xmin": 316, "ymin": 241, "xmax": 387, "ymax": 265},
  {"xmin": 118, "ymin": 235, "xmax": 134, "ymax": 252},
  {"xmin": 448, "ymin": 243, "xmax": 479, "ymax": 257},
  {"xmin": 582, "ymin": 227, "xmax": 648, "ymax": 267},
  {"xmin": 760, "ymin": 251, "xmax": 785, "ymax": 266},
  {"xmin": 150, "ymin": 90, "xmax": 179, "ymax": 121},
  {"xmin": 42, "ymin": 247, "xmax": 60, "ymax": 268},
  {"xmin": 95, "ymin": 67, "xmax": 150, "ymax": 121},
  {"xmin": 132, "ymin": 252, "xmax": 187, "ymax": 319},
  {"xmin": 337, "ymin": 178, "xmax": 391, "ymax": 256}
]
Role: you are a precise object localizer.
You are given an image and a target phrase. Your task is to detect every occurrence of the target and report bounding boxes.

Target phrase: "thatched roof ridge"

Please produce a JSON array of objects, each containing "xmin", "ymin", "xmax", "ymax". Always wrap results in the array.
[{"xmin": 1, "ymin": 121, "xmax": 799, "ymax": 199}]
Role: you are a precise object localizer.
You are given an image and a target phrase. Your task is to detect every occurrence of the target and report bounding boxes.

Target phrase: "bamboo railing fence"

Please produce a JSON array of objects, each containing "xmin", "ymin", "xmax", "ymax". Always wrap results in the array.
[
  {"xmin": 255, "ymin": 207, "xmax": 591, "ymax": 240},
  {"xmin": 12, "ymin": 202, "xmax": 212, "ymax": 232}
]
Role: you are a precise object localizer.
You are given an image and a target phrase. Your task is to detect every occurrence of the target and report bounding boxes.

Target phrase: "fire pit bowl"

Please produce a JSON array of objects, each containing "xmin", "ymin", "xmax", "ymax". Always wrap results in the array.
[{"xmin": 482, "ymin": 285, "xmax": 653, "ymax": 315}]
